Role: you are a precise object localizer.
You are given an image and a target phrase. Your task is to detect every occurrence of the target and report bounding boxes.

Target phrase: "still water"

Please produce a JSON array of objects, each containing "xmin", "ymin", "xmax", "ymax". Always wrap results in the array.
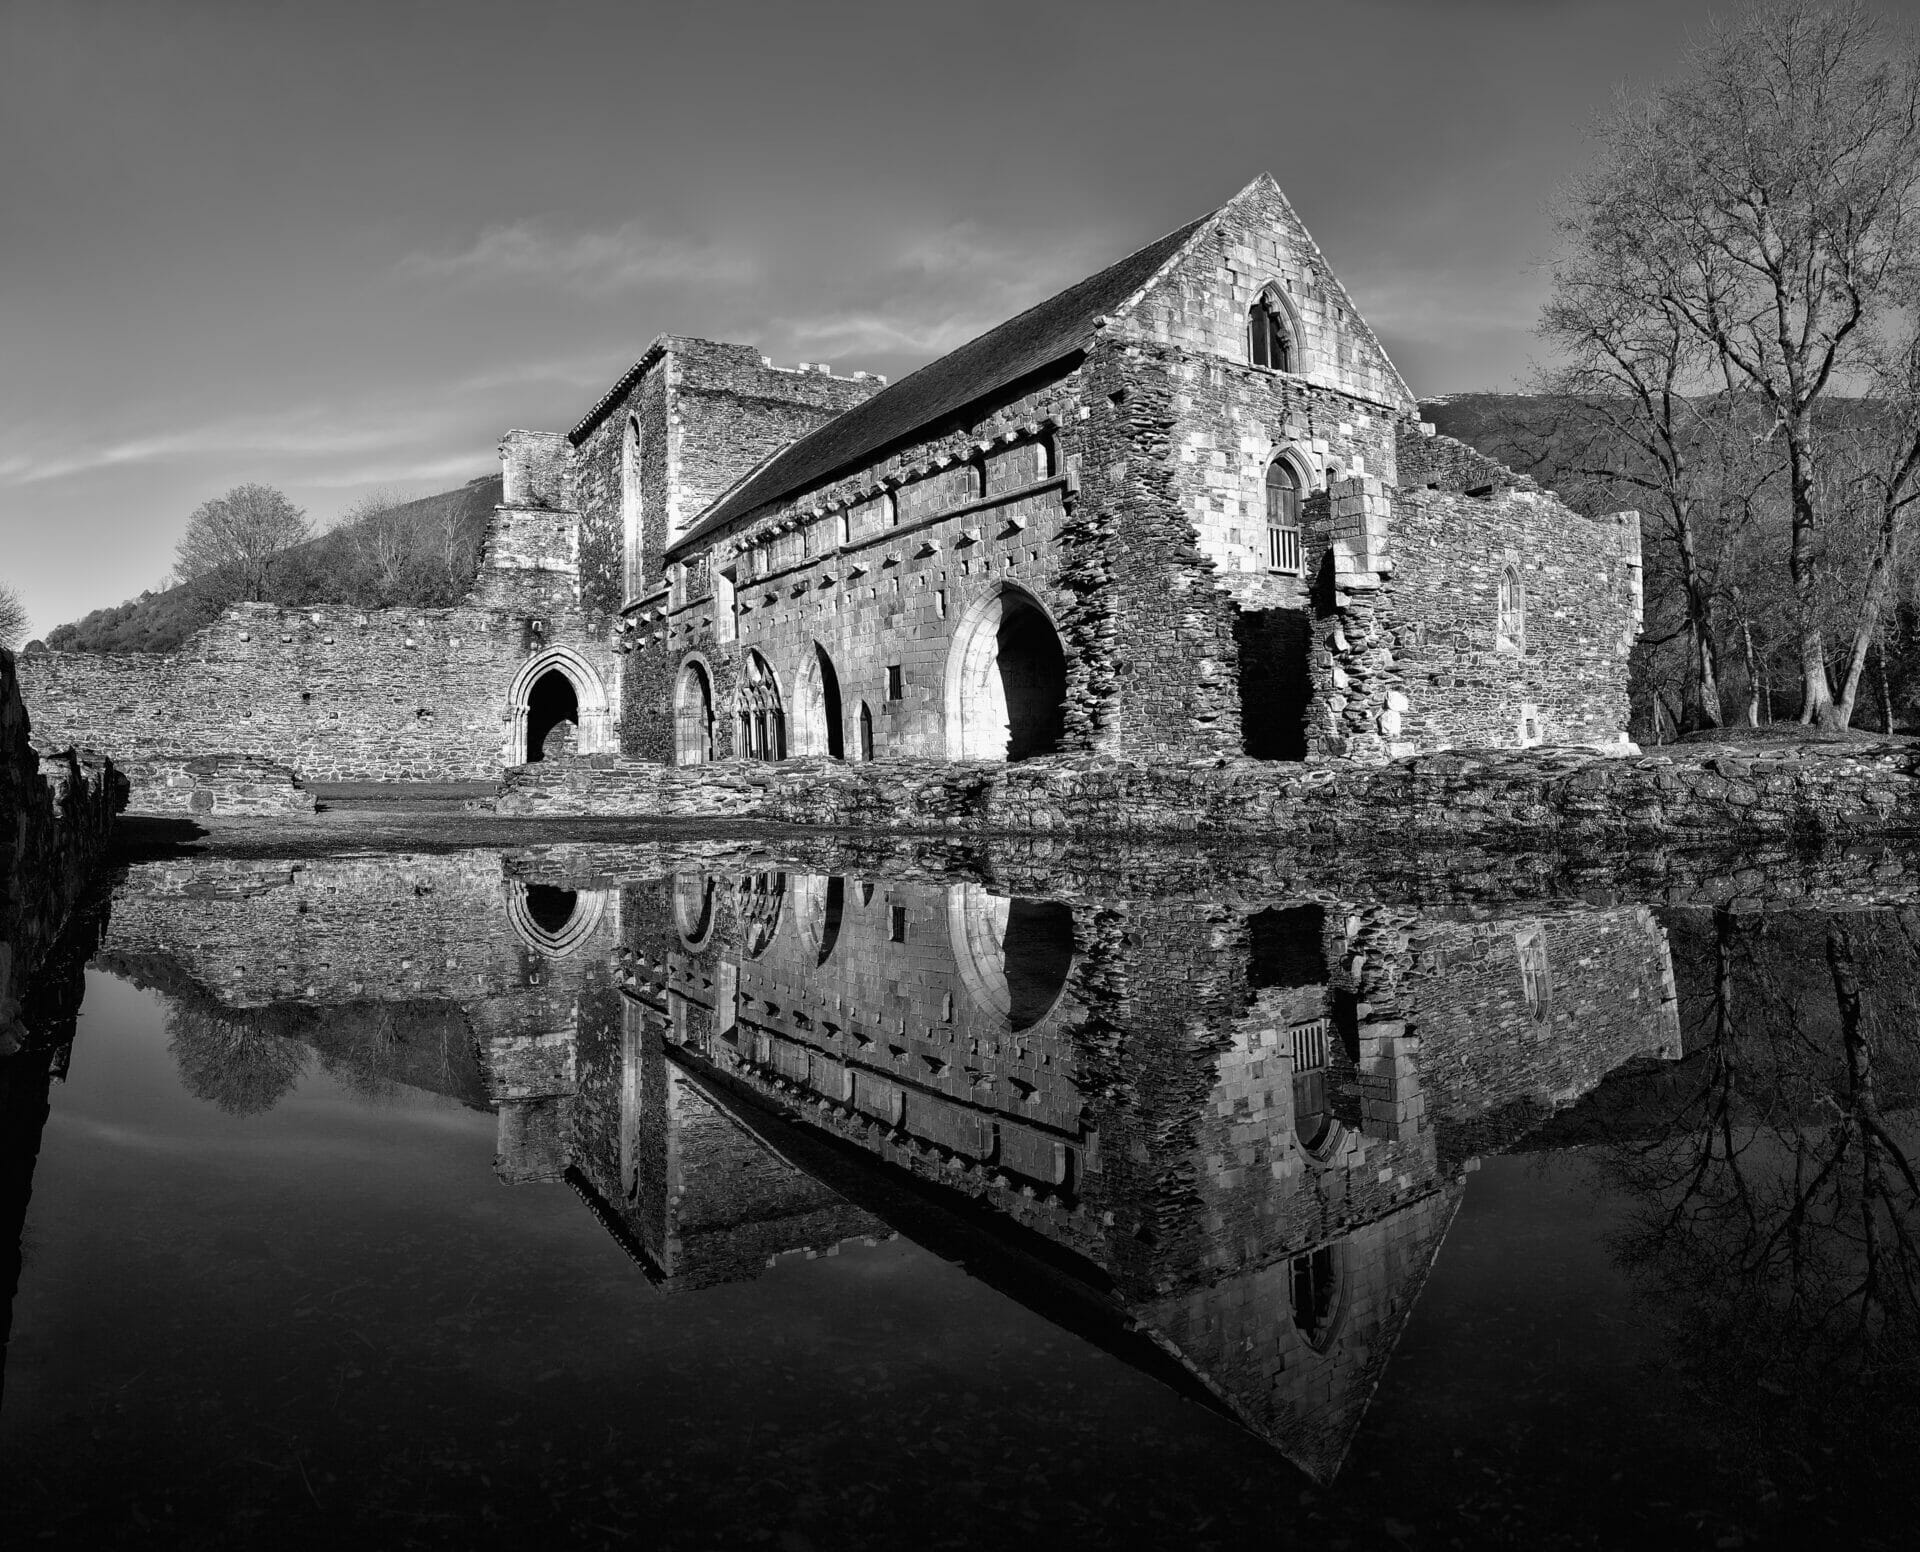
[{"xmin": 3, "ymin": 835, "xmax": 1916, "ymax": 1549}]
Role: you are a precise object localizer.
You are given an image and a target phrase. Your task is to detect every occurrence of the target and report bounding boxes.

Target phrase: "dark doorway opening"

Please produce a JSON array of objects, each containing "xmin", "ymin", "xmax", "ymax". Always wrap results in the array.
[
  {"xmin": 1235, "ymin": 608, "xmax": 1310, "ymax": 760},
  {"xmin": 817, "ymin": 646, "xmax": 845, "ymax": 759},
  {"xmin": 524, "ymin": 885, "xmax": 579, "ymax": 937},
  {"xmin": 998, "ymin": 598, "xmax": 1066, "ymax": 761},
  {"xmin": 1248, "ymin": 904, "xmax": 1325, "ymax": 988},
  {"xmin": 527, "ymin": 670, "xmax": 579, "ymax": 763},
  {"xmin": 858, "ymin": 702, "xmax": 874, "ymax": 760}
]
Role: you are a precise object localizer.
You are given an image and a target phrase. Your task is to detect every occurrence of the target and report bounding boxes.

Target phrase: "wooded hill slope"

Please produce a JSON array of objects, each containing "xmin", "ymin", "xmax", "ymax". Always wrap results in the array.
[{"xmin": 40, "ymin": 476, "xmax": 501, "ymax": 654}]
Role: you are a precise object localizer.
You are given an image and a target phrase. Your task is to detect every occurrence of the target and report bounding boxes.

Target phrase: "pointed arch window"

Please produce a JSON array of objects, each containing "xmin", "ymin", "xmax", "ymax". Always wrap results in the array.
[
  {"xmin": 621, "ymin": 415, "xmax": 643, "ymax": 601},
  {"xmin": 1249, "ymin": 299, "xmax": 1293, "ymax": 372},
  {"xmin": 736, "ymin": 650, "xmax": 785, "ymax": 761},
  {"xmin": 1265, "ymin": 458, "xmax": 1303, "ymax": 575},
  {"xmin": 1497, "ymin": 565, "xmax": 1525, "ymax": 650}
]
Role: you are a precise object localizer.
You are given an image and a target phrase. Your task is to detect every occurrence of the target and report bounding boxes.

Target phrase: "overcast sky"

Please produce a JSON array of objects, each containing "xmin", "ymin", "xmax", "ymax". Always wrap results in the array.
[{"xmin": 1, "ymin": 0, "xmax": 1812, "ymax": 635}]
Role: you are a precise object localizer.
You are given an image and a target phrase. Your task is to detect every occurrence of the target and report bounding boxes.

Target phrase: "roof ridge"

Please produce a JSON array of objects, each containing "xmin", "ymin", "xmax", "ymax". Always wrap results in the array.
[{"xmin": 666, "ymin": 204, "xmax": 1221, "ymax": 554}]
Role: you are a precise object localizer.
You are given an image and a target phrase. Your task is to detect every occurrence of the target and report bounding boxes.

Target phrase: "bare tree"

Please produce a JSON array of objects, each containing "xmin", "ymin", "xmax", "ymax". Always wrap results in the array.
[
  {"xmin": 173, "ymin": 483, "xmax": 311, "ymax": 604},
  {"xmin": 341, "ymin": 489, "xmax": 414, "ymax": 602},
  {"xmin": 1555, "ymin": 2, "xmax": 1920, "ymax": 729},
  {"xmin": 0, "ymin": 580, "xmax": 28, "ymax": 652}
]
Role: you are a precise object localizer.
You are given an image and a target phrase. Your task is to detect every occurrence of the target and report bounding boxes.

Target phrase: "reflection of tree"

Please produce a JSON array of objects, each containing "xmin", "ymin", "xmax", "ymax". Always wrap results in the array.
[
  {"xmin": 165, "ymin": 1000, "xmax": 308, "ymax": 1117},
  {"xmin": 1603, "ymin": 908, "xmax": 1920, "ymax": 1525}
]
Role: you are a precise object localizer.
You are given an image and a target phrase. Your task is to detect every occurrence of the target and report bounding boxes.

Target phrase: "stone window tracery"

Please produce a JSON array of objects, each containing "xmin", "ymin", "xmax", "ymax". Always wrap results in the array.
[
  {"xmin": 1249, "ymin": 299, "xmax": 1293, "ymax": 372},
  {"xmin": 736, "ymin": 650, "xmax": 785, "ymax": 761}
]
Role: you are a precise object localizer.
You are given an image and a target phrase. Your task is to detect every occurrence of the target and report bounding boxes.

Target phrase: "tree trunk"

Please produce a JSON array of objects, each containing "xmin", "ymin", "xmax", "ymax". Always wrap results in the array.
[
  {"xmin": 1786, "ymin": 418, "xmax": 1843, "ymax": 727},
  {"xmin": 1742, "ymin": 621, "xmax": 1761, "ymax": 728},
  {"xmin": 1879, "ymin": 634, "xmax": 1897, "ymax": 736},
  {"xmin": 1674, "ymin": 510, "xmax": 1723, "ymax": 726}
]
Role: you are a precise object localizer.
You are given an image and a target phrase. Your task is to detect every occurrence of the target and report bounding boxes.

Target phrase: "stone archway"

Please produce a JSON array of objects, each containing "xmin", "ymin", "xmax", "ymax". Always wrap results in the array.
[
  {"xmin": 943, "ymin": 585, "xmax": 1067, "ymax": 761},
  {"xmin": 674, "ymin": 656, "xmax": 716, "ymax": 766},
  {"xmin": 507, "ymin": 646, "xmax": 612, "ymax": 767},
  {"xmin": 790, "ymin": 643, "xmax": 845, "ymax": 758}
]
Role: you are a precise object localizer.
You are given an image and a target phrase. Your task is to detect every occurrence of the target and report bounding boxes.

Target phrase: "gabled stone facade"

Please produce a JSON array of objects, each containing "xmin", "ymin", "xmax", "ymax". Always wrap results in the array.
[{"xmin": 547, "ymin": 173, "xmax": 1643, "ymax": 769}]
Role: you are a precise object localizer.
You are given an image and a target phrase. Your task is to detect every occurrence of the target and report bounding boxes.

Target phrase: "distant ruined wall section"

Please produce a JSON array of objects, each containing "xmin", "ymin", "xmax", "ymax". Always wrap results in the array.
[
  {"xmin": 17, "ymin": 603, "xmax": 617, "ymax": 798},
  {"xmin": 1309, "ymin": 473, "xmax": 1642, "ymax": 760}
]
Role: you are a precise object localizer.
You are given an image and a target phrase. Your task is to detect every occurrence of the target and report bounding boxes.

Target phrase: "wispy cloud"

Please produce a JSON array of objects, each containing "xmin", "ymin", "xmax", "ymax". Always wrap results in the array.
[
  {"xmin": 0, "ymin": 399, "xmax": 488, "ymax": 489},
  {"xmin": 400, "ymin": 218, "xmax": 757, "ymax": 295},
  {"xmin": 769, "ymin": 219, "xmax": 1115, "ymax": 366}
]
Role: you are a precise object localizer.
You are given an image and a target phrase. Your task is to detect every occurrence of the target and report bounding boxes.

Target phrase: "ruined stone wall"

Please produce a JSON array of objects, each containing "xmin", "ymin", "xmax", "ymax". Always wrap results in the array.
[
  {"xmin": 16, "ymin": 601, "xmax": 619, "ymax": 798},
  {"xmin": 492, "ymin": 738, "xmax": 1920, "ymax": 841},
  {"xmin": 1308, "ymin": 473, "xmax": 1641, "ymax": 760},
  {"xmin": 1397, "ymin": 426, "xmax": 1541, "ymax": 495}
]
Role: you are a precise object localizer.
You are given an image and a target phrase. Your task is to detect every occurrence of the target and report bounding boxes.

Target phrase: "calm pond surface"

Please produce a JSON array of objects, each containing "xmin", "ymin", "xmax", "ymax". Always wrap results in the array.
[{"xmin": 3, "ymin": 832, "xmax": 1917, "ymax": 1549}]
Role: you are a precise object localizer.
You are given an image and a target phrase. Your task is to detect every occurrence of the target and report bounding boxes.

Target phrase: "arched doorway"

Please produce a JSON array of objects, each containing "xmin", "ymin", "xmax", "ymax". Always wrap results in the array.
[
  {"xmin": 506, "ymin": 647, "xmax": 613, "ymax": 767},
  {"xmin": 675, "ymin": 658, "xmax": 715, "ymax": 765},
  {"xmin": 944, "ymin": 586, "xmax": 1067, "ymax": 761},
  {"xmin": 792, "ymin": 643, "xmax": 845, "ymax": 758},
  {"xmin": 735, "ymin": 651, "xmax": 785, "ymax": 760},
  {"xmin": 858, "ymin": 701, "xmax": 874, "ymax": 760},
  {"xmin": 526, "ymin": 670, "xmax": 578, "ymax": 762}
]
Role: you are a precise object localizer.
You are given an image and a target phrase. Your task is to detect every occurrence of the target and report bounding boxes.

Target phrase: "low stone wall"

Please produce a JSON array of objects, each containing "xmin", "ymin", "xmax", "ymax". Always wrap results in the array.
[
  {"xmin": 2, "ymin": 649, "xmax": 127, "ymax": 1051},
  {"xmin": 15, "ymin": 600, "xmax": 620, "ymax": 792},
  {"xmin": 126, "ymin": 754, "xmax": 316, "ymax": 815},
  {"xmin": 487, "ymin": 740, "xmax": 1920, "ymax": 840}
]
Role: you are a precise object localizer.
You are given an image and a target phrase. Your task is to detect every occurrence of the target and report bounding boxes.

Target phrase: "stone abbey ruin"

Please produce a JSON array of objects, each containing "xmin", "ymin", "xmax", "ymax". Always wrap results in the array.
[{"xmin": 15, "ymin": 174, "xmax": 1647, "ymax": 814}]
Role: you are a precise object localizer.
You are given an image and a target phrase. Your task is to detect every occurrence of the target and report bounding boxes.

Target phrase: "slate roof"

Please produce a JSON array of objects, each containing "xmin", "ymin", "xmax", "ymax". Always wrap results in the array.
[{"xmin": 667, "ymin": 212, "xmax": 1213, "ymax": 555}]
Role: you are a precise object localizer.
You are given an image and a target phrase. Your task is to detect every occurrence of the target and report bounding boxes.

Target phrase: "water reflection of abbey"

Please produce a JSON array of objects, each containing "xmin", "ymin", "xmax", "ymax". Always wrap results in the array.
[
  {"xmin": 574, "ymin": 867, "xmax": 1678, "ymax": 1480},
  {"xmin": 93, "ymin": 851, "xmax": 1682, "ymax": 1481}
]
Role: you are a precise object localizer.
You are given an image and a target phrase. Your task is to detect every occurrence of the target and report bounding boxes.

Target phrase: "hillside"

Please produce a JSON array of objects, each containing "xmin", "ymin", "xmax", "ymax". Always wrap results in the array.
[{"xmin": 41, "ymin": 476, "xmax": 501, "ymax": 654}]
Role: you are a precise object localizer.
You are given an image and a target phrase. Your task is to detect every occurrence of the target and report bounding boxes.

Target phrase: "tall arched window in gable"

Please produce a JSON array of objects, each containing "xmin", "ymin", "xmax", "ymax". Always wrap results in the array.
[
  {"xmin": 1249, "ymin": 299, "xmax": 1293, "ymax": 372},
  {"xmin": 621, "ymin": 415, "xmax": 642, "ymax": 602},
  {"xmin": 1265, "ymin": 458, "xmax": 1303, "ymax": 575}
]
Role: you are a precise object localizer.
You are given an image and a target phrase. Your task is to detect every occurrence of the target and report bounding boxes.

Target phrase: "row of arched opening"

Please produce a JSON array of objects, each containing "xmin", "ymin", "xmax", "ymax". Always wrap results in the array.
[
  {"xmin": 668, "ymin": 870, "xmax": 1074, "ymax": 1035},
  {"xmin": 673, "ymin": 583, "xmax": 1067, "ymax": 765}
]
